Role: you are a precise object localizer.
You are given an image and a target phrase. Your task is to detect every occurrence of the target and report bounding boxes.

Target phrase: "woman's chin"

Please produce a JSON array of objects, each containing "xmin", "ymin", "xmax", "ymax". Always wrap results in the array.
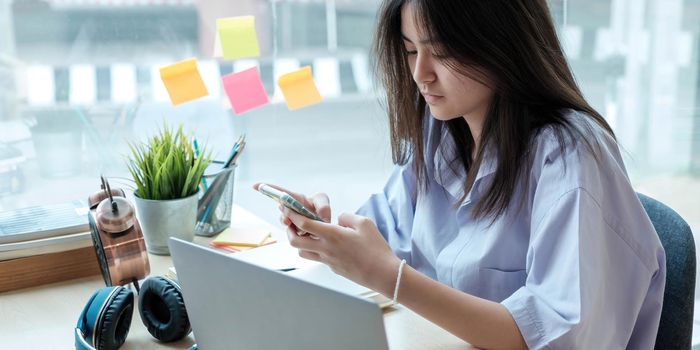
[{"xmin": 428, "ymin": 106, "xmax": 461, "ymax": 121}]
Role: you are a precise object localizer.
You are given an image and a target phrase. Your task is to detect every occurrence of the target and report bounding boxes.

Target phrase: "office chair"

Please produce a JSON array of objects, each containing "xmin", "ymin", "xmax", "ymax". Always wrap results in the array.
[{"xmin": 637, "ymin": 193, "xmax": 696, "ymax": 350}]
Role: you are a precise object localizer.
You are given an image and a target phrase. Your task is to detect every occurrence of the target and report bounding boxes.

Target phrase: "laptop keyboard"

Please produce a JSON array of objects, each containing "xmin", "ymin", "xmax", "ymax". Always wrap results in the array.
[{"xmin": 0, "ymin": 201, "xmax": 89, "ymax": 244}]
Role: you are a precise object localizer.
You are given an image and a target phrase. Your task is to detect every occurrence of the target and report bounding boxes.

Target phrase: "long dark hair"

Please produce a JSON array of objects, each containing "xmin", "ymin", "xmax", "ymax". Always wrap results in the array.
[{"xmin": 372, "ymin": 0, "xmax": 615, "ymax": 220}]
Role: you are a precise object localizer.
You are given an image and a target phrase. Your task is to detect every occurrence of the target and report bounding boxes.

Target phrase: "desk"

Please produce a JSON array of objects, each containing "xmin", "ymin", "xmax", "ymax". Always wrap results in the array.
[{"xmin": 0, "ymin": 205, "xmax": 475, "ymax": 349}]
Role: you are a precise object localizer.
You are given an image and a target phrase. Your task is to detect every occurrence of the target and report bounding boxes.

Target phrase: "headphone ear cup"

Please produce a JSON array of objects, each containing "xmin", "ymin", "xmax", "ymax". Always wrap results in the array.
[
  {"xmin": 97, "ymin": 287, "xmax": 134, "ymax": 350},
  {"xmin": 139, "ymin": 276, "xmax": 191, "ymax": 342}
]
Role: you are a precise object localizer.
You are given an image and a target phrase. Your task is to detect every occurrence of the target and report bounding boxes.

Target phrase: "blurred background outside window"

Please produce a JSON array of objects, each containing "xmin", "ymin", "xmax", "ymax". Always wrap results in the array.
[{"xmin": 0, "ymin": 0, "xmax": 698, "ymax": 343}]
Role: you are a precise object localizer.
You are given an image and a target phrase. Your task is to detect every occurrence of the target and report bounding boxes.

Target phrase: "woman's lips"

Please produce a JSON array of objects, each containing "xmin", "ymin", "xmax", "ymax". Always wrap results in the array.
[{"xmin": 422, "ymin": 93, "xmax": 444, "ymax": 105}]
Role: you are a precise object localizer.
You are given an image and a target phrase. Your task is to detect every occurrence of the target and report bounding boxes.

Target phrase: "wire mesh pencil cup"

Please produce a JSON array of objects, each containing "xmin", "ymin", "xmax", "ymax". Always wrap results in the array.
[{"xmin": 194, "ymin": 165, "xmax": 236, "ymax": 237}]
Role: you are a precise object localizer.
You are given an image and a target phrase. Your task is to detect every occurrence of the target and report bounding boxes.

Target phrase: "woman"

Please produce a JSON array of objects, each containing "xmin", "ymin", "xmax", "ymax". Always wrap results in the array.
[{"xmin": 255, "ymin": 0, "xmax": 665, "ymax": 348}]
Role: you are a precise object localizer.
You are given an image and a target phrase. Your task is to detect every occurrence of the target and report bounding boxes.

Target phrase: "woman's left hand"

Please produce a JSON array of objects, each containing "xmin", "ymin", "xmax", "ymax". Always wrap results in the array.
[{"xmin": 280, "ymin": 206, "xmax": 401, "ymax": 296}]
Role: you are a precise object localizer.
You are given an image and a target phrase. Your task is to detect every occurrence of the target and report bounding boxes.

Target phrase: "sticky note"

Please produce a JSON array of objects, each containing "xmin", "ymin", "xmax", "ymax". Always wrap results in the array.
[
  {"xmin": 277, "ymin": 66, "xmax": 323, "ymax": 110},
  {"xmin": 217, "ymin": 16, "xmax": 261, "ymax": 60},
  {"xmin": 159, "ymin": 58, "xmax": 209, "ymax": 105},
  {"xmin": 235, "ymin": 236, "xmax": 276, "ymax": 250},
  {"xmin": 222, "ymin": 67, "xmax": 269, "ymax": 115},
  {"xmin": 212, "ymin": 228, "xmax": 271, "ymax": 247},
  {"xmin": 210, "ymin": 236, "xmax": 276, "ymax": 252}
]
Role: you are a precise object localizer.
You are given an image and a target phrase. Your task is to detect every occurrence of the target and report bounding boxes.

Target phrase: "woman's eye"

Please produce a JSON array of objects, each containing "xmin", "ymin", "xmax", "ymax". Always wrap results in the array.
[{"xmin": 405, "ymin": 49, "xmax": 417, "ymax": 55}]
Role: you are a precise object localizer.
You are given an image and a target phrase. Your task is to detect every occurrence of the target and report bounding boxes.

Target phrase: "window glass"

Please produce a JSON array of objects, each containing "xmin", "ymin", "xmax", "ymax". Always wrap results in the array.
[
  {"xmin": 553, "ymin": 1, "xmax": 700, "ymax": 337},
  {"xmin": 0, "ymin": 0, "xmax": 391, "ymax": 218},
  {"xmin": 552, "ymin": 0, "xmax": 700, "ymax": 247}
]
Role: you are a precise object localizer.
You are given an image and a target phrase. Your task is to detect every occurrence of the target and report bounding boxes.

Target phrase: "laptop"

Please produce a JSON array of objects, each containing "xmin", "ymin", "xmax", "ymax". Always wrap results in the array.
[{"xmin": 169, "ymin": 238, "xmax": 390, "ymax": 350}]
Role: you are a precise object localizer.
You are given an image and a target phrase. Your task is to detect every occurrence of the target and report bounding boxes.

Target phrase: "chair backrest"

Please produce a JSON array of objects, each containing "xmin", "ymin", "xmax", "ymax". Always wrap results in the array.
[{"xmin": 637, "ymin": 193, "xmax": 696, "ymax": 350}]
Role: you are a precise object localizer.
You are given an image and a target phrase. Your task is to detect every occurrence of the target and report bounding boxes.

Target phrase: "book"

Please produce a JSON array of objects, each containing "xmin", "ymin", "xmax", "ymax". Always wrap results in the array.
[
  {"xmin": 0, "ymin": 201, "xmax": 89, "ymax": 245},
  {"xmin": 0, "ymin": 231, "xmax": 91, "ymax": 261}
]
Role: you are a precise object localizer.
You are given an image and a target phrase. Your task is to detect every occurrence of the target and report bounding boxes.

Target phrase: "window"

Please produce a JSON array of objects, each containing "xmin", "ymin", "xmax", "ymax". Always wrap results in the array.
[
  {"xmin": 0, "ymin": 0, "xmax": 391, "ymax": 219},
  {"xmin": 550, "ymin": 0, "xmax": 700, "ymax": 344}
]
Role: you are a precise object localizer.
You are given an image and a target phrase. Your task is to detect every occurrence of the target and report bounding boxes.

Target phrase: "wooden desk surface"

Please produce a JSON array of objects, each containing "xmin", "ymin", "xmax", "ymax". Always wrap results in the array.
[{"xmin": 0, "ymin": 205, "xmax": 474, "ymax": 350}]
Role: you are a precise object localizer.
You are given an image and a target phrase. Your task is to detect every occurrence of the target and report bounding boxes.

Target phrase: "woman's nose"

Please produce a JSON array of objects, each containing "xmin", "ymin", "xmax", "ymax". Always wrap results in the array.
[{"xmin": 413, "ymin": 53, "xmax": 436, "ymax": 87}]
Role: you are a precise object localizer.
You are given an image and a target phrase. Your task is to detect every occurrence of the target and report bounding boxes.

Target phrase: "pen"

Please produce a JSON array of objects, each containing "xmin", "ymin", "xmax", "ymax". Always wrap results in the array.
[
  {"xmin": 196, "ymin": 167, "xmax": 233, "ymax": 222},
  {"xmin": 195, "ymin": 211, "xmax": 212, "ymax": 234},
  {"xmin": 193, "ymin": 139, "xmax": 200, "ymax": 156},
  {"xmin": 226, "ymin": 137, "xmax": 244, "ymax": 167},
  {"xmin": 229, "ymin": 140, "xmax": 246, "ymax": 166},
  {"xmin": 193, "ymin": 139, "xmax": 209, "ymax": 191},
  {"xmin": 276, "ymin": 268, "xmax": 297, "ymax": 272},
  {"xmin": 222, "ymin": 134, "xmax": 245, "ymax": 169}
]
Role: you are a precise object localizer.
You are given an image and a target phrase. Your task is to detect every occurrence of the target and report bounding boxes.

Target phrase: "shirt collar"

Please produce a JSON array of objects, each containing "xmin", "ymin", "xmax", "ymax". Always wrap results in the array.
[{"xmin": 432, "ymin": 123, "xmax": 497, "ymax": 206}]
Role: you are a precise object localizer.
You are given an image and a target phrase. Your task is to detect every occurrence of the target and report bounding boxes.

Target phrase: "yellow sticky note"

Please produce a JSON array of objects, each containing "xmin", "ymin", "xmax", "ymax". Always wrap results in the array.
[
  {"xmin": 277, "ymin": 66, "xmax": 323, "ymax": 110},
  {"xmin": 159, "ymin": 58, "xmax": 209, "ymax": 105},
  {"xmin": 217, "ymin": 16, "xmax": 261, "ymax": 60},
  {"xmin": 226, "ymin": 236, "xmax": 277, "ymax": 251},
  {"xmin": 212, "ymin": 228, "xmax": 271, "ymax": 247}
]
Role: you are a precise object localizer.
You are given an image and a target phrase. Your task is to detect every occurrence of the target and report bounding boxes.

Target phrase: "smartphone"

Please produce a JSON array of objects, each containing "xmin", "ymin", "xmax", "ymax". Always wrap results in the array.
[{"xmin": 257, "ymin": 184, "xmax": 322, "ymax": 221}]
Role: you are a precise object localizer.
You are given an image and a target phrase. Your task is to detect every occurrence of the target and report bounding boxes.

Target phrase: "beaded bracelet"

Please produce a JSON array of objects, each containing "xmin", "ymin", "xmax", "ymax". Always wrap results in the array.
[{"xmin": 392, "ymin": 259, "xmax": 407, "ymax": 304}]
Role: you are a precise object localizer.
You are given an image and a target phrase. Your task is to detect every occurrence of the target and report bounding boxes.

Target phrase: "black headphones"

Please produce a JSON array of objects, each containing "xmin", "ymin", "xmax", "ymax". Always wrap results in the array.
[{"xmin": 76, "ymin": 177, "xmax": 191, "ymax": 350}]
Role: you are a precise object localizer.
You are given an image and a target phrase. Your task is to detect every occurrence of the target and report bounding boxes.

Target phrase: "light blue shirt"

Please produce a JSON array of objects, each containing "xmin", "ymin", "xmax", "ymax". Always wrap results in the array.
[{"xmin": 357, "ymin": 110, "xmax": 665, "ymax": 349}]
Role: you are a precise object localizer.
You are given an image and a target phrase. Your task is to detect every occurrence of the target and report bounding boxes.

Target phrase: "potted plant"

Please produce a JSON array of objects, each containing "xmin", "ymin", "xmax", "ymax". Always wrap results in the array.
[{"xmin": 127, "ymin": 124, "xmax": 211, "ymax": 255}]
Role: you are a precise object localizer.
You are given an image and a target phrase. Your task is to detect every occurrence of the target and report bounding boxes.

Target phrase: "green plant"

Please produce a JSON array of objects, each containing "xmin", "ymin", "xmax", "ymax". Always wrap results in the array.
[{"xmin": 127, "ymin": 124, "xmax": 211, "ymax": 200}]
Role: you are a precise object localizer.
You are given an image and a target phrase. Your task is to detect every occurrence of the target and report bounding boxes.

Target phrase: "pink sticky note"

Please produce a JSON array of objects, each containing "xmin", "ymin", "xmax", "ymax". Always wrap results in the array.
[{"xmin": 222, "ymin": 67, "xmax": 269, "ymax": 115}]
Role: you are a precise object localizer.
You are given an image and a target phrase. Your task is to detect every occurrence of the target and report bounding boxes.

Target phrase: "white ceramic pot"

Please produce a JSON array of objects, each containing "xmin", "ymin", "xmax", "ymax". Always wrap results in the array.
[{"xmin": 134, "ymin": 191, "xmax": 198, "ymax": 255}]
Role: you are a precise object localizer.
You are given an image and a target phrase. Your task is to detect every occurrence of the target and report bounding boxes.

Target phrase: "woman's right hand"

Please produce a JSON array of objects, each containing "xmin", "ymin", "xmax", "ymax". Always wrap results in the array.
[{"xmin": 252, "ymin": 183, "xmax": 332, "ymax": 230}]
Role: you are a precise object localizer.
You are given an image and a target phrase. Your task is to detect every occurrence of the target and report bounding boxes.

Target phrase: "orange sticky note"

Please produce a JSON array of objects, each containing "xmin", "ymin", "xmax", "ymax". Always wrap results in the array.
[
  {"xmin": 159, "ymin": 58, "xmax": 209, "ymax": 105},
  {"xmin": 222, "ymin": 67, "xmax": 269, "ymax": 115},
  {"xmin": 212, "ymin": 228, "xmax": 271, "ymax": 247},
  {"xmin": 277, "ymin": 66, "xmax": 322, "ymax": 110}
]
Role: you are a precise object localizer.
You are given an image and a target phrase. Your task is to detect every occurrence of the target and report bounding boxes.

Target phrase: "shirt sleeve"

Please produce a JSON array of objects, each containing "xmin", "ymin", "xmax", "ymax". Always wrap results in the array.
[
  {"xmin": 355, "ymin": 161, "xmax": 418, "ymax": 264},
  {"xmin": 500, "ymin": 148, "xmax": 664, "ymax": 349}
]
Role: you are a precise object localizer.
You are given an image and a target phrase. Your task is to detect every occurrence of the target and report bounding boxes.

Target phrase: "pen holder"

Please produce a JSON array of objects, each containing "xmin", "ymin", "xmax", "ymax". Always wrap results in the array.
[{"xmin": 194, "ymin": 165, "xmax": 236, "ymax": 237}]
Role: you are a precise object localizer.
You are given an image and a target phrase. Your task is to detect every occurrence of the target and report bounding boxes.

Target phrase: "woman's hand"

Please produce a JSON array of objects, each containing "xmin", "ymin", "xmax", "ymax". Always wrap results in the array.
[
  {"xmin": 252, "ymin": 183, "xmax": 332, "ymax": 227},
  {"xmin": 280, "ymin": 206, "xmax": 402, "ymax": 297}
]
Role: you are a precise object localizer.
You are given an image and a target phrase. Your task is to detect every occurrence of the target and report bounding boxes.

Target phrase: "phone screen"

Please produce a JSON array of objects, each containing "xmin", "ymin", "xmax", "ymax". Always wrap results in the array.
[{"xmin": 258, "ymin": 184, "xmax": 322, "ymax": 221}]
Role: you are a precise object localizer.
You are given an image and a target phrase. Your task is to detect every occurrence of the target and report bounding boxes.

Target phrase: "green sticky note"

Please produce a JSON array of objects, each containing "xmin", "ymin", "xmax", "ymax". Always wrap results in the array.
[{"xmin": 217, "ymin": 16, "xmax": 261, "ymax": 60}]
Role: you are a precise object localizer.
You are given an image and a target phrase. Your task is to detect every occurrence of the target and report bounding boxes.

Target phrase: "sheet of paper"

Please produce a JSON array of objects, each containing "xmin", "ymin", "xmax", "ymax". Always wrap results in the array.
[
  {"xmin": 229, "ymin": 241, "xmax": 316, "ymax": 271},
  {"xmin": 222, "ymin": 67, "xmax": 269, "ymax": 115},
  {"xmin": 277, "ymin": 66, "xmax": 322, "ymax": 110},
  {"xmin": 159, "ymin": 58, "xmax": 209, "ymax": 105},
  {"xmin": 217, "ymin": 16, "xmax": 261, "ymax": 60}
]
